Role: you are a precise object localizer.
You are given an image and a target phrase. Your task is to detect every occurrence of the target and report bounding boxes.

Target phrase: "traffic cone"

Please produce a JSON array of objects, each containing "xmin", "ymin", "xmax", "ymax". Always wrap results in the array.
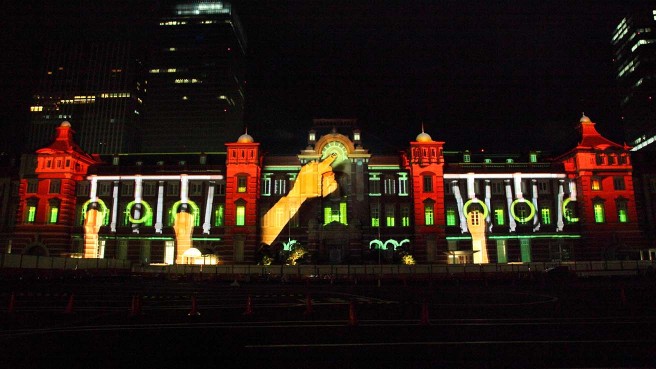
[
  {"xmin": 348, "ymin": 301, "xmax": 358, "ymax": 326},
  {"xmin": 129, "ymin": 295, "xmax": 142, "ymax": 317},
  {"xmin": 188, "ymin": 295, "xmax": 200, "ymax": 316},
  {"xmin": 64, "ymin": 293, "xmax": 75, "ymax": 314},
  {"xmin": 420, "ymin": 301, "xmax": 430, "ymax": 326},
  {"xmin": 7, "ymin": 292, "xmax": 16, "ymax": 314},
  {"xmin": 304, "ymin": 295, "xmax": 313, "ymax": 316},
  {"xmin": 243, "ymin": 296, "xmax": 254, "ymax": 316}
]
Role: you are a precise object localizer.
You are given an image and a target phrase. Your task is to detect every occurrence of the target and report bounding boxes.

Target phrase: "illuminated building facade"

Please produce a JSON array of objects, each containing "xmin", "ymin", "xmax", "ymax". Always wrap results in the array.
[
  {"xmin": 26, "ymin": 41, "xmax": 144, "ymax": 155},
  {"xmin": 140, "ymin": 1, "xmax": 247, "ymax": 153},
  {"xmin": 10, "ymin": 115, "xmax": 648, "ymax": 264},
  {"xmin": 612, "ymin": 7, "xmax": 656, "ymax": 151}
]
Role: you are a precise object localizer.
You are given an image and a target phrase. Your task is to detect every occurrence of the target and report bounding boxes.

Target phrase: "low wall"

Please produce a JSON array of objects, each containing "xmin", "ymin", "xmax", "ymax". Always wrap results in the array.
[
  {"xmin": 0, "ymin": 254, "xmax": 132, "ymax": 271},
  {"xmin": 132, "ymin": 260, "xmax": 655, "ymax": 280}
]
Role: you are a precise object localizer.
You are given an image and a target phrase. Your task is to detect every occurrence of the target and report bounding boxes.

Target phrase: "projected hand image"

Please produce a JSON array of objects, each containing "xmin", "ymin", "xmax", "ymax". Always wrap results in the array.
[{"xmin": 261, "ymin": 154, "xmax": 338, "ymax": 246}]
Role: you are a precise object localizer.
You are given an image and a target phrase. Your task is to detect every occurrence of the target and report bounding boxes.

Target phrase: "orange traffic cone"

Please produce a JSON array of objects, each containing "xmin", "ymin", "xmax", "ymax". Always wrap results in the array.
[
  {"xmin": 420, "ymin": 301, "xmax": 430, "ymax": 326},
  {"xmin": 129, "ymin": 295, "xmax": 142, "ymax": 317},
  {"xmin": 243, "ymin": 296, "xmax": 254, "ymax": 316},
  {"xmin": 188, "ymin": 295, "xmax": 200, "ymax": 316},
  {"xmin": 304, "ymin": 295, "xmax": 313, "ymax": 316},
  {"xmin": 348, "ymin": 301, "xmax": 358, "ymax": 326},
  {"xmin": 64, "ymin": 293, "xmax": 75, "ymax": 314},
  {"xmin": 7, "ymin": 292, "xmax": 16, "ymax": 314}
]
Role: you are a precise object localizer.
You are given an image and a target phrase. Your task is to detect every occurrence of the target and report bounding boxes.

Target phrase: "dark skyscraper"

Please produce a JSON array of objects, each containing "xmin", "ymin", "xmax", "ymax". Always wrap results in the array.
[
  {"xmin": 26, "ymin": 41, "xmax": 144, "ymax": 155},
  {"xmin": 140, "ymin": 1, "xmax": 247, "ymax": 153},
  {"xmin": 612, "ymin": 7, "xmax": 656, "ymax": 151}
]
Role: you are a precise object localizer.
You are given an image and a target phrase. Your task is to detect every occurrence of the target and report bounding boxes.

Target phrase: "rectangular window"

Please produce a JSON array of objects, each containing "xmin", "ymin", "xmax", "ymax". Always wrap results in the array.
[
  {"xmin": 369, "ymin": 174, "xmax": 381, "ymax": 195},
  {"xmin": 167, "ymin": 182, "xmax": 180, "ymax": 196},
  {"xmin": 446, "ymin": 207, "xmax": 457, "ymax": 226},
  {"xmin": 616, "ymin": 200, "xmax": 629, "ymax": 223},
  {"xmin": 541, "ymin": 207, "xmax": 551, "ymax": 225},
  {"xmin": 121, "ymin": 182, "xmax": 134, "ymax": 196},
  {"xmin": 385, "ymin": 205, "xmax": 395, "ymax": 227},
  {"xmin": 494, "ymin": 207, "xmax": 505, "ymax": 226},
  {"xmin": 492, "ymin": 181, "xmax": 504, "ymax": 195},
  {"xmin": 237, "ymin": 176, "xmax": 247, "ymax": 193},
  {"xmin": 324, "ymin": 202, "xmax": 348, "ymax": 225},
  {"xmin": 98, "ymin": 182, "xmax": 112, "ymax": 196},
  {"xmin": 27, "ymin": 180, "xmax": 38, "ymax": 194},
  {"xmin": 496, "ymin": 240, "xmax": 507, "ymax": 263},
  {"xmin": 594, "ymin": 203, "xmax": 605, "ymax": 223},
  {"xmin": 49, "ymin": 179, "xmax": 61, "ymax": 194},
  {"xmin": 214, "ymin": 204, "xmax": 224, "ymax": 226},
  {"xmin": 537, "ymin": 180, "xmax": 550, "ymax": 194},
  {"xmin": 398, "ymin": 174, "xmax": 408, "ymax": 196},
  {"xmin": 370, "ymin": 204, "xmax": 380, "ymax": 227},
  {"xmin": 189, "ymin": 181, "xmax": 203, "ymax": 196},
  {"xmin": 215, "ymin": 181, "xmax": 225, "ymax": 196},
  {"xmin": 261, "ymin": 177, "xmax": 271, "ymax": 196},
  {"xmin": 424, "ymin": 203, "xmax": 434, "ymax": 225},
  {"xmin": 164, "ymin": 241, "xmax": 175, "ymax": 265},
  {"xmin": 613, "ymin": 176, "xmax": 626, "ymax": 190},
  {"xmin": 400, "ymin": 204, "xmax": 410, "ymax": 226},
  {"xmin": 27, "ymin": 206, "xmax": 36, "ymax": 223},
  {"xmin": 591, "ymin": 177, "xmax": 601, "ymax": 191},
  {"xmin": 49, "ymin": 206, "xmax": 59, "ymax": 224},
  {"xmin": 77, "ymin": 181, "xmax": 90, "ymax": 196},
  {"xmin": 143, "ymin": 182, "xmax": 157, "ymax": 196},
  {"xmin": 520, "ymin": 238, "xmax": 531, "ymax": 262},
  {"xmin": 423, "ymin": 175, "xmax": 433, "ymax": 193},
  {"xmin": 236, "ymin": 205, "xmax": 245, "ymax": 226},
  {"xmin": 384, "ymin": 177, "xmax": 396, "ymax": 195},
  {"xmin": 274, "ymin": 178, "xmax": 287, "ymax": 195}
]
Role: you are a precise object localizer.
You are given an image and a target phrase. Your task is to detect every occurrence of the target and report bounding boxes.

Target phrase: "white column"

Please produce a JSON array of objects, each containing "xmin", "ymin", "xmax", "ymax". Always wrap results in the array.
[
  {"xmin": 568, "ymin": 180, "xmax": 577, "ymax": 201},
  {"xmin": 531, "ymin": 179, "xmax": 540, "ymax": 232},
  {"xmin": 90, "ymin": 175, "xmax": 98, "ymax": 202},
  {"xmin": 155, "ymin": 181, "xmax": 164, "ymax": 233},
  {"xmin": 132, "ymin": 176, "xmax": 142, "ymax": 234},
  {"xmin": 180, "ymin": 174, "xmax": 189, "ymax": 203},
  {"xmin": 203, "ymin": 182, "xmax": 215, "ymax": 234},
  {"xmin": 111, "ymin": 181, "xmax": 119, "ymax": 232},
  {"xmin": 513, "ymin": 173, "xmax": 523, "ymax": 199},
  {"xmin": 505, "ymin": 179, "xmax": 516, "ymax": 232},
  {"xmin": 484, "ymin": 180, "xmax": 492, "ymax": 232},
  {"xmin": 557, "ymin": 179, "xmax": 564, "ymax": 232},
  {"xmin": 452, "ymin": 180, "xmax": 467, "ymax": 233},
  {"xmin": 466, "ymin": 173, "xmax": 475, "ymax": 199}
]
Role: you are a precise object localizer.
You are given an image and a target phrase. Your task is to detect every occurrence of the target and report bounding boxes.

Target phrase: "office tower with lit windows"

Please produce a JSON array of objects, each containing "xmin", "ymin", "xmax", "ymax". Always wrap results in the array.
[
  {"xmin": 26, "ymin": 41, "xmax": 145, "ymax": 155},
  {"xmin": 140, "ymin": 1, "xmax": 247, "ymax": 153},
  {"xmin": 612, "ymin": 8, "xmax": 656, "ymax": 151}
]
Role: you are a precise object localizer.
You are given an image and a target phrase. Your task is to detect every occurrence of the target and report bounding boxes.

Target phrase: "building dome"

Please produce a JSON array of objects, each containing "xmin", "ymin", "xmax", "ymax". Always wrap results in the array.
[
  {"xmin": 237, "ymin": 132, "xmax": 254, "ymax": 143},
  {"xmin": 60, "ymin": 121, "xmax": 71, "ymax": 127},
  {"xmin": 580, "ymin": 113, "xmax": 591, "ymax": 123},
  {"xmin": 416, "ymin": 131, "xmax": 432, "ymax": 142}
]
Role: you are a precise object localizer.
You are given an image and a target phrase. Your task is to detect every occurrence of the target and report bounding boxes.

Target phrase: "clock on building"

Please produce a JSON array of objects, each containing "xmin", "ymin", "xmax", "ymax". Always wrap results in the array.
[{"xmin": 321, "ymin": 141, "xmax": 348, "ymax": 165}]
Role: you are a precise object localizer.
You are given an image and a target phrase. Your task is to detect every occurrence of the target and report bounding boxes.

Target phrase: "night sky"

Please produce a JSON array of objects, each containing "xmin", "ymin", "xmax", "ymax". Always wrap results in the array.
[{"xmin": 2, "ymin": 0, "xmax": 653, "ymax": 156}]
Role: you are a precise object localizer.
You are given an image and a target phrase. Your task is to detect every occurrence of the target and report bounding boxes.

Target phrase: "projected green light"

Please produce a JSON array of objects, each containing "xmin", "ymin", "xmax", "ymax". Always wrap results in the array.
[
  {"xmin": 510, "ymin": 198, "xmax": 535, "ymax": 223},
  {"xmin": 126, "ymin": 200, "xmax": 153, "ymax": 224},
  {"xmin": 82, "ymin": 198, "xmax": 108, "ymax": 220},
  {"xmin": 463, "ymin": 198, "xmax": 489, "ymax": 219}
]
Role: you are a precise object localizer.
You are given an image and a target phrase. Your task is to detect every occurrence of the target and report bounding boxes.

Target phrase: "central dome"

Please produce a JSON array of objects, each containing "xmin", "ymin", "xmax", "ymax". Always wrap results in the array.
[{"xmin": 237, "ymin": 132, "xmax": 254, "ymax": 143}]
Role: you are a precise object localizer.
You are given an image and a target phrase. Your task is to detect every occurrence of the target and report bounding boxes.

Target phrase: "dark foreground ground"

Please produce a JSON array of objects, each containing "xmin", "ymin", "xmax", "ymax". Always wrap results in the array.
[{"xmin": 1, "ymin": 274, "xmax": 655, "ymax": 368}]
